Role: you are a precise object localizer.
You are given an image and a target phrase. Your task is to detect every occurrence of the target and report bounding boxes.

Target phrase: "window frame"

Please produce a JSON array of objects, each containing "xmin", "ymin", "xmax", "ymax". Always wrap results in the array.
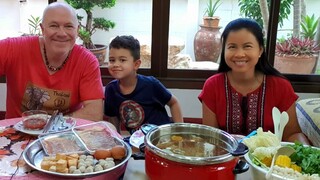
[{"xmin": 46, "ymin": 0, "xmax": 320, "ymax": 93}]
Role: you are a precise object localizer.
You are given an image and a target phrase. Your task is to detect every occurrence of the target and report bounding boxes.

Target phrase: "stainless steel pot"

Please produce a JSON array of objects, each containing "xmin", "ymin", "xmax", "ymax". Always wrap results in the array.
[{"xmin": 144, "ymin": 123, "xmax": 249, "ymax": 180}]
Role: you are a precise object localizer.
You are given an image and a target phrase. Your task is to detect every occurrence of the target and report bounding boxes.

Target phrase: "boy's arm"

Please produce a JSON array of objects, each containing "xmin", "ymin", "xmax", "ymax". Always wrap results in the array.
[
  {"xmin": 108, "ymin": 116, "xmax": 121, "ymax": 133},
  {"xmin": 167, "ymin": 95, "xmax": 184, "ymax": 123}
]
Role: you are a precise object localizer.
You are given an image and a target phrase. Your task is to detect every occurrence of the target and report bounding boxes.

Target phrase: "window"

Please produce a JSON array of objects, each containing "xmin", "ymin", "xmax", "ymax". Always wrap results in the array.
[
  {"xmin": 1, "ymin": 0, "xmax": 320, "ymax": 93},
  {"xmin": 274, "ymin": 0, "xmax": 320, "ymax": 75}
]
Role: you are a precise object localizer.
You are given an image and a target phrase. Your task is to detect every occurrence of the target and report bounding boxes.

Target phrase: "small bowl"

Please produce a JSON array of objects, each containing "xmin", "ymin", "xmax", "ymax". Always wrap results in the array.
[{"xmin": 22, "ymin": 110, "xmax": 48, "ymax": 131}]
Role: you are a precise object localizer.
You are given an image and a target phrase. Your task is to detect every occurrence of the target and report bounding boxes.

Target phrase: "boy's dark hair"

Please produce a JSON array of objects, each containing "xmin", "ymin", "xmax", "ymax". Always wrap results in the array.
[
  {"xmin": 218, "ymin": 18, "xmax": 283, "ymax": 78},
  {"xmin": 109, "ymin": 35, "xmax": 140, "ymax": 60}
]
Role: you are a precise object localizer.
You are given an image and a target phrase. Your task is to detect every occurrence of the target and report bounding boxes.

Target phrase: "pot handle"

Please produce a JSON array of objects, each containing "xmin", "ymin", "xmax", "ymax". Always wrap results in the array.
[
  {"xmin": 131, "ymin": 151, "xmax": 145, "ymax": 160},
  {"xmin": 131, "ymin": 143, "xmax": 146, "ymax": 160},
  {"xmin": 141, "ymin": 124, "xmax": 158, "ymax": 135},
  {"xmin": 233, "ymin": 160, "xmax": 250, "ymax": 174},
  {"xmin": 230, "ymin": 143, "xmax": 249, "ymax": 156}
]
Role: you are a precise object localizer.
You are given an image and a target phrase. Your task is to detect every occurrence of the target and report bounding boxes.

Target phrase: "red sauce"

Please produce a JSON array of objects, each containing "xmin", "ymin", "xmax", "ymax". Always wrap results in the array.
[{"xmin": 23, "ymin": 118, "xmax": 47, "ymax": 130}]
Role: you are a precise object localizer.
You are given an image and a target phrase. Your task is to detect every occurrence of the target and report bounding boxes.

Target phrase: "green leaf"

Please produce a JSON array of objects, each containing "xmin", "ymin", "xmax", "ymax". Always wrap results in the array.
[{"xmin": 64, "ymin": 0, "xmax": 117, "ymax": 49}]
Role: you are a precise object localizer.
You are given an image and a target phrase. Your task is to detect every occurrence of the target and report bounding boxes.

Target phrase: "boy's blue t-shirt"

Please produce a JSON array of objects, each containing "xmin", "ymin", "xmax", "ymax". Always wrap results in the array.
[{"xmin": 104, "ymin": 74, "xmax": 172, "ymax": 133}]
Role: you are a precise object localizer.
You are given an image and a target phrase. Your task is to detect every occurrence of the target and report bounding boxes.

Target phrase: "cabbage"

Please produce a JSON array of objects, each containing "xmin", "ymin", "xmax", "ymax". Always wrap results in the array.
[
  {"xmin": 243, "ymin": 127, "xmax": 280, "ymax": 152},
  {"xmin": 252, "ymin": 146, "xmax": 277, "ymax": 160}
]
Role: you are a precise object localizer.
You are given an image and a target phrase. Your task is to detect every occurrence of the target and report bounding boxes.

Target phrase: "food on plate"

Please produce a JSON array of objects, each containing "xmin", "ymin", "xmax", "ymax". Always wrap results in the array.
[
  {"xmin": 111, "ymin": 145, "xmax": 126, "ymax": 160},
  {"xmin": 41, "ymin": 137, "xmax": 83, "ymax": 155},
  {"xmin": 243, "ymin": 127, "xmax": 320, "ymax": 179},
  {"xmin": 75, "ymin": 126, "xmax": 117, "ymax": 150},
  {"xmin": 22, "ymin": 110, "xmax": 48, "ymax": 130},
  {"xmin": 40, "ymin": 153, "xmax": 116, "ymax": 174},
  {"xmin": 93, "ymin": 149, "xmax": 112, "ymax": 160},
  {"xmin": 155, "ymin": 134, "xmax": 228, "ymax": 157},
  {"xmin": 275, "ymin": 155, "xmax": 291, "ymax": 168},
  {"xmin": 23, "ymin": 117, "xmax": 47, "ymax": 130}
]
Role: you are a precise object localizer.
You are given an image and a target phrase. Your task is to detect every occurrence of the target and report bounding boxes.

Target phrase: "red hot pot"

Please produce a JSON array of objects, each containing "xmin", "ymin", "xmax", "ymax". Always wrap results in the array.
[{"xmin": 144, "ymin": 123, "xmax": 249, "ymax": 180}]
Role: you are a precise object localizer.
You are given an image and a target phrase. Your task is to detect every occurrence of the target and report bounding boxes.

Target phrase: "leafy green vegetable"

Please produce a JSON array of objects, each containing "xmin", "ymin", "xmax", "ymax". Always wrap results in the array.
[
  {"xmin": 249, "ymin": 152, "xmax": 269, "ymax": 169},
  {"xmin": 289, "ymin": 142, "xmax": 320, "ymax": 175}
]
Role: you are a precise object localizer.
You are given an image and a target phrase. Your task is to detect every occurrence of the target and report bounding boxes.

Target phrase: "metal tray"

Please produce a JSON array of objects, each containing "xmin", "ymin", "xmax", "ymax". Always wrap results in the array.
[
  {"xmin": 73, "ymin": 122, "xmax": 121, "ymax": 152},
  {"xmin": 23, "ymin": 137, "xmax": 132, "ymax": 179},
  {"xmin": 38, "ymin": 131, "xmax": 87, "ymax": 156}
]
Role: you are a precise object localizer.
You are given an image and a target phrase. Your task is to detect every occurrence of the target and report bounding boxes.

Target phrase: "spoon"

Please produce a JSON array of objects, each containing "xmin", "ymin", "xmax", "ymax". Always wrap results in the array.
[
  {"xmin": 265, "ymin": 146, "xmax": 295, "ymax": 179},
  {"xmin": 272, "ymin": 107, "xmax": 281, "ymax": 140},
  {"xmin": 278, "ymin": 112, "xmax": 289, "ymax": 141}
]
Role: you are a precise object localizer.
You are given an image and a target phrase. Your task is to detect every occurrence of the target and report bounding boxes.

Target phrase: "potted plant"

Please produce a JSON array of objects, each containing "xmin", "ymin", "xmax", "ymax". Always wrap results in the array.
[
  {"xmin": 274, "ymin": 36, "xmax": 320, "ymax": 74},
  {"xmin": 193, "ymin": 0, "xmax": 222, "ymax": 63},
  {"xmin": 65, "ymin": 0, "xmax": 116, "ymax": 65},
  {"xmin": 22, "ymin": 15, "xmax": 42, "ymax": 36},
  {"xmin": 203, "ymin": 0, "xmax": 221, "ymax": 27},
  {"xmin": 300, "ymin": 14, "xmax": 319, "ymax": 40}
]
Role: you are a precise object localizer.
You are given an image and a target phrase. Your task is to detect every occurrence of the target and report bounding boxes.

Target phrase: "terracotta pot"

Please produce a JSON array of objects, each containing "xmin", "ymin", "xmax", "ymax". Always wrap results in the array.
[
  {"xmin": 89, "ymin": 44, "xmax": 107, "ymax": 66},
  {"xmin": 203, "ymin": 16, "xmax": 220, "ymax": 28},
  {"xmin": 144, "ymin": 123, "xmax": 249, "ymax": 180},
  {"xmin": 274, "ymin": 55, "xmax": 317, "ymax": 74},
  {"xmin": 194, "ymin": 25, "xmax": 222, "ymax": 62}
]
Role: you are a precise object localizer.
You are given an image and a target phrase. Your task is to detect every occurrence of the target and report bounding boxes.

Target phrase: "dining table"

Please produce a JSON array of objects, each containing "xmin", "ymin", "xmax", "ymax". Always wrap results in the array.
[
  {"xmin": 0, "ymin": 117, "xmax": 123, "ymax": 180},
  {"xmin": 0, "ymin": 118, "xmax": 254, "ymax": 180}
]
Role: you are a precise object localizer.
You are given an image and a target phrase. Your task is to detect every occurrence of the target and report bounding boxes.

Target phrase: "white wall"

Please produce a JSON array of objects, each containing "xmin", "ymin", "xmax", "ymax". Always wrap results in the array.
[
  {"xmin": 0, "ymin": 1, "xmax": 20, "ymax": 39},
  {"xmin": 0, "ymin": 0, "xmax": 48, "ymax": 39}
]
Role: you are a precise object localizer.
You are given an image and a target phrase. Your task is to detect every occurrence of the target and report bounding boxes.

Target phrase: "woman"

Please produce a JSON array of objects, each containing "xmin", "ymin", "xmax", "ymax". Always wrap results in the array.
[{"xmin": 198, "ymin": 18, "xmax": 310, "ymax": 144}]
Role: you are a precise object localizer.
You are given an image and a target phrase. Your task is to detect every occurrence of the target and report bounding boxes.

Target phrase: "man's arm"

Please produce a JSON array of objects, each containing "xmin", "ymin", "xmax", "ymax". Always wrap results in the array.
[{"xmin": 68, "ymin": 99, "xmax": 103, "ymax": 121}]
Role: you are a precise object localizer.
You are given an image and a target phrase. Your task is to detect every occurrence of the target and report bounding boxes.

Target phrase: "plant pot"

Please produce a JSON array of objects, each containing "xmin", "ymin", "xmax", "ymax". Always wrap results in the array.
[
  {"xmin": 194, "ymin": 25, "xmax": 222, "ymax": 62},
  {"xmin": 89, "ymin": 44, "xmax": 107, "ymax": 66},
  {"xmin": 274, "ymin": 55, "xmax": 317, "ymax": 74},
  {"xmin": 203, "ymin": 16, "xmax": 220, "ymax": 28}
]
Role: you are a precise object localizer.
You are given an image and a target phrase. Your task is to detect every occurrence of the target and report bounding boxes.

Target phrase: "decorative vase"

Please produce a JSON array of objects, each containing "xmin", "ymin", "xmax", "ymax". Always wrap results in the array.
[
  {"xmin": 89, "ymin": 44, "xmax": 107, "ymax": 66},
  {"xmin": 274, "ymin": 55, "xmax": 317, "ymax": 74},
  {"xmin": 194, "ymin": 25, "xmax": 222, "ymax": 62}
]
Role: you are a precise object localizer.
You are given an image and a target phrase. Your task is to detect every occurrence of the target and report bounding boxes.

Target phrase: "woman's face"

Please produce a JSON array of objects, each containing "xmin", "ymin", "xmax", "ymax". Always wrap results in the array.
[{"xmin": 224, "ymin": 29, "xmax": 263, "ymax": 73}]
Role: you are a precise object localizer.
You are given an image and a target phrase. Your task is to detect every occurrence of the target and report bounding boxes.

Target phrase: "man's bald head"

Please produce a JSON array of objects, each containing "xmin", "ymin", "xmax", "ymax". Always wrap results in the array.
[{"xmin": 42, "ymin": 2, "xmax": 78, "ymax": 26}]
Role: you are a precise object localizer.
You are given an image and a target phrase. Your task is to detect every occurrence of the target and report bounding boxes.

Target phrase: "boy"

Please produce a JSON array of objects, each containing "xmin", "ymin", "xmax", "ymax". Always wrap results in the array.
[{"xmin": 104, "ymin": 35, "xmax": 183, "ymax": 134}]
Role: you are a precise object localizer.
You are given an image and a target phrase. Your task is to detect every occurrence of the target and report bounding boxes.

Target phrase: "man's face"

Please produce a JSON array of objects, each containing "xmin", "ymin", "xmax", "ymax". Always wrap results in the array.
[{"xmin": 40, "ymin": 6, "xmax": 79, "ymax": 54}]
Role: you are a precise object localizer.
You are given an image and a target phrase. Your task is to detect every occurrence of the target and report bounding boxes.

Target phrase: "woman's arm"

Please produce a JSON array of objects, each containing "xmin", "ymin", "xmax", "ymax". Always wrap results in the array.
[
  {"xmin": 282, "ymin": 103, "xmax": 310, "ymax": 145},
  {"xmin": 167, "ymin": 95, "xmax": 184, "ymax": 123},
  {"xmin": 202, "ymin": 102, "xmax": 219, "ymax": 128}
]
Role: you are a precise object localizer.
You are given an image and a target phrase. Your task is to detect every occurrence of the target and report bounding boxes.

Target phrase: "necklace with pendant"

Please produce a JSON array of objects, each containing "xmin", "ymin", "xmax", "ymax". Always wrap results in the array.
[{"xmin": 43, "ymin": 45, "xmax": 70, "ymax": 72}]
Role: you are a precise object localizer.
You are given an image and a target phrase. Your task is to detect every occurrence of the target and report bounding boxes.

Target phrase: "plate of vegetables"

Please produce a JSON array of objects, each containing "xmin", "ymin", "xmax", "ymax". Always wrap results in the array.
[{"xmin": 243, "ymin": 128, "xmax": 320, "ymax": 180}]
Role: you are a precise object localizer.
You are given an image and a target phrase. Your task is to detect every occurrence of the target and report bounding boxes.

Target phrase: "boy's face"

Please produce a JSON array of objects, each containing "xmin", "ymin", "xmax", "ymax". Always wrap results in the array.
[{"xmin": 108, "ymin": 48, "xmax": 141, "ymax": 80}]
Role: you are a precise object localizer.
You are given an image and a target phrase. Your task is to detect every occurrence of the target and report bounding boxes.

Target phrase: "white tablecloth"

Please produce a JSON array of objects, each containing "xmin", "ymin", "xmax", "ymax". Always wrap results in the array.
[{"xmin": 123, "ymin": 158, "xmax": 253, "ymax": 180}]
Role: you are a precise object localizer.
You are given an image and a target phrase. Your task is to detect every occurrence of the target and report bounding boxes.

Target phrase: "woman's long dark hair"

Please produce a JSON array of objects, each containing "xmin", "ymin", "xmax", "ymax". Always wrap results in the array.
[{"xmin": 218, "ymin": 18, "xmax": 284, "ymax": 78}]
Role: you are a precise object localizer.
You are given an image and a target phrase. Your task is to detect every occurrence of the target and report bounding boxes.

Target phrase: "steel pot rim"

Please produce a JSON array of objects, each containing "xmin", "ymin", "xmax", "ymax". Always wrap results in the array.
[{"xmin": 144, "ymin": 123, "xmax": 240, "ymax": 165}]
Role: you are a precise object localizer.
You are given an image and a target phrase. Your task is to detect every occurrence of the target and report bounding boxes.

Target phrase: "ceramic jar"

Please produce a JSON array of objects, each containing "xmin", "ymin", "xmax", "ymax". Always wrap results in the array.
[{"xmin": 194, "ymin": 25, "xmax": 222, "ymax": 62}]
